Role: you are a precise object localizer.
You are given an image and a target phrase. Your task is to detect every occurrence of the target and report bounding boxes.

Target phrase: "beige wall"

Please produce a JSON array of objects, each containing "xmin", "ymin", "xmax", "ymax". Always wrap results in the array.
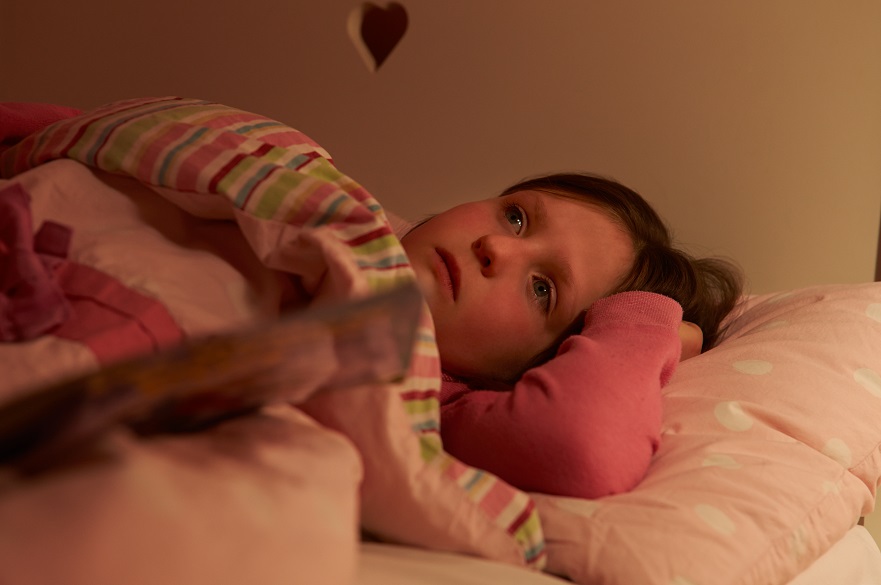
[
  {"xmin": 2, "ymin": 0, "xmax": 879, "ymax": 293},
  {"xmin": 867, "ymin": 497, "xmax": 881, "ymax": 552}
]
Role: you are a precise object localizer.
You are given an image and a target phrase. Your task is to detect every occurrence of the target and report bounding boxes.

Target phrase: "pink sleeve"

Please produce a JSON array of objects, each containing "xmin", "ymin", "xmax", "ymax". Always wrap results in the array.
[
  {"xmin": 439, "ymin": 291, "xmax": 682, "ymax": 498},
  {"xmin": 0, "ymin": 103, "xmax": 81, "ymax": 149}
]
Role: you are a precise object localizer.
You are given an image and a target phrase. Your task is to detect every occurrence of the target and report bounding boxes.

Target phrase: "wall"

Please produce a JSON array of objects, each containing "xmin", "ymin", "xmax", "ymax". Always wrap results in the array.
[
  {"xmin": 2, "ymin": 0, "xmax": 879, "ymax": 294},
  {"xmin": 867, "ymin": 498, "xmax": 881, "ymax": 553}
]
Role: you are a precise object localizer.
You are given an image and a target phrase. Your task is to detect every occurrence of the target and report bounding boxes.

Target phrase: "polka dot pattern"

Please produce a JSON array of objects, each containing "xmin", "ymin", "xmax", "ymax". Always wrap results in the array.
[
  {"xmin": 714, "ymin": 401, "xmax": 753, "ymax": 431},
  {"xmin": 702, "ymin": 454, "xmax": 742, "ymax": 469},
  {"xmin": 854, "ymin": 368, "xmax": 881, "ymax": 398},
  {"xmin": 790, "ymin": 525, "xmax": 809, "ymax": 560},
  {"xmin": 822, "ymin": 438, "xmax": 852, "ymax": 467},
  {"xmin": 552, "ymin": 498, "xmax": 600, "ymax": 519},
  {"xmin": 733, "ymin": 360, "xmax": 773, "ymax": 375},
  {"xmin": 695, "ymin": 504, "xmax": 736, "ymax": 535}
]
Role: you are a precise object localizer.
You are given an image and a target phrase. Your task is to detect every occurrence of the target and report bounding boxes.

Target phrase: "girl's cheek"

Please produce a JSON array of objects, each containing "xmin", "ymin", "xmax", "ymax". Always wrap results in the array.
[{"xmin": 480, "ymin": 299, "xmax": 529, "ymax": 340}]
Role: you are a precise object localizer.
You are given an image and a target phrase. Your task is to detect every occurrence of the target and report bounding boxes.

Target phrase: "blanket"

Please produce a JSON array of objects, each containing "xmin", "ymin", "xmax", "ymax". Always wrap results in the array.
[{"xmin": 0, "ymin": 97, "xmax": 545, "ymax": 584}]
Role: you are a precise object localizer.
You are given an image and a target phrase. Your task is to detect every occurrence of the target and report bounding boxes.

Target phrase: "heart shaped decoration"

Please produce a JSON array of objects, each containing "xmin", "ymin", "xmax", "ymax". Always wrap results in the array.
[{"xmin": 348, "ymin": 2, "xmax": 408, "ymax": 72}]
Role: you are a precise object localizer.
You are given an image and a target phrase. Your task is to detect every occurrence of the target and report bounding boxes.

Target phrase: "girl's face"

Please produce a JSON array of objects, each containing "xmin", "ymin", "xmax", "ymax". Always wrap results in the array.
[{"xmin": 402, "ymin": 189, "xmax": 635, "ymax": 383}]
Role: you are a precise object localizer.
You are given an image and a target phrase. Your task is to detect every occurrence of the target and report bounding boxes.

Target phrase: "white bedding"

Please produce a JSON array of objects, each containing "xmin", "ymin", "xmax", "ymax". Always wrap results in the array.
[
  {"xmin": 789, "ymin": 526, "xmax": 881, "ymax": 585},
  {"xmin": 356, "ymin": 526, "xmax": 881, "ymax": 585}
]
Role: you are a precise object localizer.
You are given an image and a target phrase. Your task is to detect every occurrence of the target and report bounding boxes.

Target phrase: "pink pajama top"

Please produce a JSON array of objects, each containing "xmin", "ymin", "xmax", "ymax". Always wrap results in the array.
[{"xmin": 438, "ymin": 291, "xmax": 682, "ymax": 499}]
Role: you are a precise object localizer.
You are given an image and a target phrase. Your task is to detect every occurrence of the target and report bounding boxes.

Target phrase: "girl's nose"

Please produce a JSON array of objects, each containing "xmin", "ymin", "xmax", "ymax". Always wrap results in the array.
[{"xmin": 472, "ymin": 235, "xmax": 511, "ymax": 277}]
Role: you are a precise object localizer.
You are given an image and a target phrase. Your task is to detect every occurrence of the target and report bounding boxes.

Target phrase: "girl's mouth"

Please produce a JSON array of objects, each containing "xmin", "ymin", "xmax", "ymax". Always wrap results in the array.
[{"xmin": 435, "ymin": 248, "xmax": 460, "ymax": 300}]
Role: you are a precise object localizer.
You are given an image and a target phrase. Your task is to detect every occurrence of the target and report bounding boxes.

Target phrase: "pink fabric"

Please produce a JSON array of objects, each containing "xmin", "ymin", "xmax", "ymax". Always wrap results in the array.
[
  {"xmin": 0, "ymin": 102, "xmax": 82, "ymax": 151},
  {"xmin": 439, "ymin": 291, "xmax": 682, "ymax": 498},
  {"xmin": 51, "ymin": 261, "xmax": 185, "ymax": 364},
  {"xmin": 0, "ymin": 406, "xmax": 363, "ymax": 585},
  {"xmin": 0, "ymin": 182, "xmax": 72, "ymax": 340},
  {"xmin": 0, "ymin": 159, "xmax": 289, "ymax": 398},
  {"xmin": 0, "ymin": 153, "xmax": 367, "ymax": 585},
  {"xmin": 0, "ymin": 177, "xmax": 183, "ymax": 360}
]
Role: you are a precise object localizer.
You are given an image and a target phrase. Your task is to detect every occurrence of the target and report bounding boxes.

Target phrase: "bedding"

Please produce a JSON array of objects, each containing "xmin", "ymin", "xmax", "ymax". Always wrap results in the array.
[
  {"xmin": 355, "ymin": 525, "xmax": 881, "ymax": 585},
  {"xmin": 788, "ymin": 526, "xmax": 881, "ymax": 585},
  {"xmin": 1, "ymin": 97, "xmax": 879, "ymax": 585},
  {"xmin": 0, "ymin": 97, "xmax": 543, "ymax": 583},
  {"xmin": 0, "ymin": 405, "xmax": 364, "ymax": 585}
]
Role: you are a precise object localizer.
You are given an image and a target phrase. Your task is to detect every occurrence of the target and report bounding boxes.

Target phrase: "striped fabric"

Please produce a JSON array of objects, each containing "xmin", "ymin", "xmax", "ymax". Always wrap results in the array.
[{"xmin": 1, "ymin": 97, "xmax": 545, "ymax": 568}]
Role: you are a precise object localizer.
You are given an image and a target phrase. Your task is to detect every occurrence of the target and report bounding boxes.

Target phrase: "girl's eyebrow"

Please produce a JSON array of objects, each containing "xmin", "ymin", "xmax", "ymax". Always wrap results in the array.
[
  {"xmin": 529, "ymin": 195, "xmax": 575, "ymax": 316},
  {"xmin": 552, "ymin": 258, "xmax": 575, "ymax": 318},
  {"xmin": 529, "ymin": 191, "xmax": 548, "ymax": 226}
]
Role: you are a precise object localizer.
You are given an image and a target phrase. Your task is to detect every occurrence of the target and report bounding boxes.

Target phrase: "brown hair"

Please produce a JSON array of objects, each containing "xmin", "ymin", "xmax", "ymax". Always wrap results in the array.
[{"xmin": 501, "ymin": 173, "xmax": 744, "ymax": 350}]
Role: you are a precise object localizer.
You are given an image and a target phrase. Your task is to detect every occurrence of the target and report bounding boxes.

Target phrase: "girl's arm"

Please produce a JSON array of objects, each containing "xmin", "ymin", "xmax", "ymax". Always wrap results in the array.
[{"xmin": 439, "ymin": 291, "xmax": 682, "ymax": 499}]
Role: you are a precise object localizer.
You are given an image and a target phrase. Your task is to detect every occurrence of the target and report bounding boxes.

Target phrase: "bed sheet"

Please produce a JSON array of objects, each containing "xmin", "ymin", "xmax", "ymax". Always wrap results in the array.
[
  {"xmin": 789, "ymin": 526, "xmax": 881, "ymax": 585},
  {"xmin": 356, "ymin": 542, "xmax": 566, "ymax": 585},
  {"xmin": 355, "ymin": 526, "xmax": 881, "ymax": 585}
]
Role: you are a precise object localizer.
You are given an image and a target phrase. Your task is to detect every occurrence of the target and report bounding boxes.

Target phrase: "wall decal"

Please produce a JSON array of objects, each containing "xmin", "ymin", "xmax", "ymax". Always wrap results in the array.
[{"xmin": 348, "ymin": 2, "xmax": 408, "ymax": 72}]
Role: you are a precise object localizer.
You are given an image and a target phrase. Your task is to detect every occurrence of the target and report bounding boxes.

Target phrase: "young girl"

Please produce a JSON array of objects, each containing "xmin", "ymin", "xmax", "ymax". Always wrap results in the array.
[
  {"xmin": 399, "ymin": 173, "xmax": 743, "ymax": 499},
  {"xmin": 1, "ymin": 98, "xmax": 740, "ymax": 502}
]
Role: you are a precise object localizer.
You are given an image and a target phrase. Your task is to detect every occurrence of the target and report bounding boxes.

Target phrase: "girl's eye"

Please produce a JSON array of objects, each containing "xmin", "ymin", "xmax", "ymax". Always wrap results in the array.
[
  {"xmin": 504, "ymin": 204, "xmax": 525, "ymax": 234},
  {"xmin": 531, "ymin": 277, "xmax": 554, "ymax": 312}
]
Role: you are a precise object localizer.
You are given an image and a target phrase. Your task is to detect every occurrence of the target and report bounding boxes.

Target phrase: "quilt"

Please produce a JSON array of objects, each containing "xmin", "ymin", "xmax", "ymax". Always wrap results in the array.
[{"xmin": 0, "ymin": 97, "xmax": 545, "ymax": 584}]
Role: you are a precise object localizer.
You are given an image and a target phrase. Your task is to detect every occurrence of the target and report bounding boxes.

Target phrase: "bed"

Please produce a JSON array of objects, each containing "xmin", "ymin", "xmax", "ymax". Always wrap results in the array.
[{"xmin": 1, "ymin": 97, "xmax": 879, "ymax": 585}]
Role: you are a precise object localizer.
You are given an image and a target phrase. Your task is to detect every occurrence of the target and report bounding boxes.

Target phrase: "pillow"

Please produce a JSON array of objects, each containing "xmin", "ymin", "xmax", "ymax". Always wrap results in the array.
[{"xmin": 535, "ymin": 282, "xmax": 881, "ymax": 585}]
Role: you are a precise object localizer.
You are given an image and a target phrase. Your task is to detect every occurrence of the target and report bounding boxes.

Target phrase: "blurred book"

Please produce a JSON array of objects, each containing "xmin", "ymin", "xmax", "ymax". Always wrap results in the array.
[{"xmin": 0, "ymin": 283, "xmax": 423, "ymax": 472}]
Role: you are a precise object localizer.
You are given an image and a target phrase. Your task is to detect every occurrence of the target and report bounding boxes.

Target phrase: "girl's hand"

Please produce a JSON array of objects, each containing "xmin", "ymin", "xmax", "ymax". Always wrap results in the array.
[{"xmin": 678, "ymin": 321, "xmax": 703, "ymax": 361}]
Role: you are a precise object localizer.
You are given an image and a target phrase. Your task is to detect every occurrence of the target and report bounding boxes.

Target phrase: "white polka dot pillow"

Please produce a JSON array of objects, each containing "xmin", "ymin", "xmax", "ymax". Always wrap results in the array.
[{"xmin": 533, "ymin": 282, "xmax": 881, "ymax": 585}]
